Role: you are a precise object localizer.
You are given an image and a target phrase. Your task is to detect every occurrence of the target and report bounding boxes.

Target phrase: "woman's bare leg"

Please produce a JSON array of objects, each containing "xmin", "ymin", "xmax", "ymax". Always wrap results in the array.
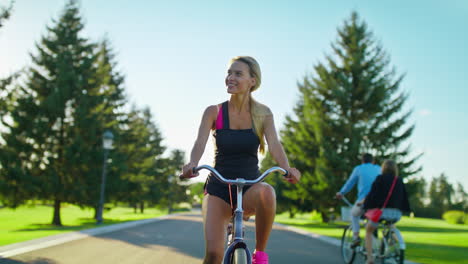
[
  {"xmin": 243, "ymin": 182, "xmax": 276, "ymax": 252},
  {"xmin": 202, "ymin": 194, "xmax": 232, "ymax": 264},
  {"xmin": 365, "ymin": 222, "xmax": 377, "ymax": 264}
]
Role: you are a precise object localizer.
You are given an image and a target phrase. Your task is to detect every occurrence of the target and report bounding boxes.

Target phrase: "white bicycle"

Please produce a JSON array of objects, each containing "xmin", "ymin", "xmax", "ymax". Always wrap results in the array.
[
  {"xmin": 340, "ymin": 197, "xmax": 406, "ymax": 264},
  {"xmin": 191, "ymin": 165, "xmax": 288, "ymax": 264}
]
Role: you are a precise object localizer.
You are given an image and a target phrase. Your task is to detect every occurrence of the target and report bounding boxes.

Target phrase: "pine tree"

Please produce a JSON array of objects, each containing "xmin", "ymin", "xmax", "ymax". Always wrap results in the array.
[
  {"xmin": 278, "ymin": 12, "xmax": 420, "ymax": 221},
  {"xmin": 0, "ymin": 72, "xmax": 27, "ymax": 207},
  {"xmin": 261, "ymin": 153, "xmax": 300, "ymax": 217},
  {"xmin": 116, "ymin": 107, "xmax": 166, "ymax": 213},
  {"xmin": 0, "ymin": 0, "xmax": 13, "ymax": 28},
  {"xmin": 405, "ymin": 176, "xmax": 426, "ymax": 216},
  {"xmin": 68, "ymin": 38, "xmax": 129, "ymax": 217},
  {"xmin": 452, "ymin": 182, "xmax": 467, "ymax": 212},
  {"xmin": 161, "ymin": 149, "xmax": 188, "ymax": 213},
  {"xmin": 0, "ymin": 0, "xmax": 99, "ymax": 225},
  {"xmin": 428, "ymin": 173, "xmax": 455, "ymax": 217}
]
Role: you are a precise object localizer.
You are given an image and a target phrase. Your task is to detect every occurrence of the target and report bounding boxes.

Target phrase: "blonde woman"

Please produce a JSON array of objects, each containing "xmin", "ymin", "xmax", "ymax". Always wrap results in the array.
[
  {"xmin": 363, "ymin": 160, "xmax": 410, "ymax": 264},
  {"xmin": 181, "ymin": 56, "xmax": 301, "ymax": 264}
]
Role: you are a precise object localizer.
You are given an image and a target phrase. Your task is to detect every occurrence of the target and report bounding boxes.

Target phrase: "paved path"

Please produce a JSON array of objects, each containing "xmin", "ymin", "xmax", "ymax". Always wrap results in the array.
[{"xmin": 0, "ymin": 212, "xmax": 416, "ymax": 264}]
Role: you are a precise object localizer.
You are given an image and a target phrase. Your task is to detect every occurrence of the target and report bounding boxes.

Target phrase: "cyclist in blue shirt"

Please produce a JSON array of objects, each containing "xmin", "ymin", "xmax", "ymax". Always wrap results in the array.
[{"xmin": 336, "ymin": 153, "xmax": 380, "ymax": 247}]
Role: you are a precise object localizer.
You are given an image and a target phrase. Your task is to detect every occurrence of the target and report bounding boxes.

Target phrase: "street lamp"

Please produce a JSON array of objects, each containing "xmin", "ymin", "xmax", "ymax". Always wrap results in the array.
[{"xmin": 97, "ymin": 130, "xmax": 114, "ymax": 224}]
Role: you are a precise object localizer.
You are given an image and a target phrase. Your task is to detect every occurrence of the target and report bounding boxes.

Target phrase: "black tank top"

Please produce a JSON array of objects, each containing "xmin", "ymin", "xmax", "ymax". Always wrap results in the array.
[{"xmin": 207, "ymin": 101, "xmax": 260, "ymax": 185}]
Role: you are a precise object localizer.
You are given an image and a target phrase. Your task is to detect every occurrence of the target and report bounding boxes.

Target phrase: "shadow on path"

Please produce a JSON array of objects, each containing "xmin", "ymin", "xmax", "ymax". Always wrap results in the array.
[{"xmin": 4, "ymin": 213, "xmax": 342, "ymax": 264}]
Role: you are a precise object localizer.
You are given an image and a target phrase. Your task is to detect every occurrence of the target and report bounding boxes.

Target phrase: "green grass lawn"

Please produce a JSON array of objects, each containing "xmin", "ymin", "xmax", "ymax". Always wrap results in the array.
[
  {"xmin": 275, "ymin": 212, "xmax": 468, "ymax": 264},
  {"xmin": 2, "ymin": 205, "xmax": 467, "ymax": 264},
  {"xmin": 0, "ymin": 204, "xmax": 168, "ymax": 246}
]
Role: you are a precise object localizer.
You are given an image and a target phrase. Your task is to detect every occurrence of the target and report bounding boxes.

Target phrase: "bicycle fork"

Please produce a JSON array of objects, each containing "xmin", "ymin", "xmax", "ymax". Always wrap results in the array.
[
  {"xmin": 230, "ymin": 182, "xmax": 246, "ymax": 243},
  {"xmin": 223, "ymin": 182, "xmax": 252, "ymax": 264}
]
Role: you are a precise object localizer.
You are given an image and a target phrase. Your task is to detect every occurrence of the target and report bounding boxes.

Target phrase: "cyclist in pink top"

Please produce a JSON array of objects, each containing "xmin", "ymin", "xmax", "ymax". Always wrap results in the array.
[{"xmin": 181, "ymin": 56, "xmax": 301, "ymax": 264}]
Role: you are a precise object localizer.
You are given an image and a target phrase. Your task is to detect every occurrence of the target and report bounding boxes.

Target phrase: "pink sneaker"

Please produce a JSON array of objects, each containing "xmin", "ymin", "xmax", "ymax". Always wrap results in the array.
[{"xmin": 252, "ymin": 250, "xmax": 268, "ymax": 264}]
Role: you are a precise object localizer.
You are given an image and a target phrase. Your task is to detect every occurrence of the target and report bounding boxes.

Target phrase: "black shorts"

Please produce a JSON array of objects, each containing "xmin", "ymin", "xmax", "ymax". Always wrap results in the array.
[{"xmin": 205, "ymin": 180, "xmax": 252, "ymax": 208}]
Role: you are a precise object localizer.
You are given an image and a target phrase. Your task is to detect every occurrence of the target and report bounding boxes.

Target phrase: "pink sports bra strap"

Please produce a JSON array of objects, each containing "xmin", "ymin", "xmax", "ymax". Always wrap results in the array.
[{"xmin": 215, "ymin": 104, "xmax": 223, "ymax": 130}]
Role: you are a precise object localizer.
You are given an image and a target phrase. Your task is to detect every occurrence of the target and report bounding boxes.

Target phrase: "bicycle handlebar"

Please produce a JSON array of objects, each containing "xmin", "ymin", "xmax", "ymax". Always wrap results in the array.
[
  {"xmin": 190, "ymin": 165, "xmax": 288, "ymax": 185},
  {"xmin": 341, "ymin": 196, "xmax": 353, "ymax": 207}
]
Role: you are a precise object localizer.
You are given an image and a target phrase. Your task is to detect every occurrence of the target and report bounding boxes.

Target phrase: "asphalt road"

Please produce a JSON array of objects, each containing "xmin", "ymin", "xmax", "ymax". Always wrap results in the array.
[{"xmin": 0, "ymin": 213, "xmax": 343, "ymax": 264}]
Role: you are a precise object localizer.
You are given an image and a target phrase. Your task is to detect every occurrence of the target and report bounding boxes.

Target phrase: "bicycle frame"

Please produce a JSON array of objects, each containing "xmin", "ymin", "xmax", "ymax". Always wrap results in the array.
[{"xmin": 192, "ymin": 165, "xmax": 288, "ymax": 264}]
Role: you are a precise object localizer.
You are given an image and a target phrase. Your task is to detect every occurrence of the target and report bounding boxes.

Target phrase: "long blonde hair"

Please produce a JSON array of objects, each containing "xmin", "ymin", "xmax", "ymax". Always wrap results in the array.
[
  {"xmin": 230, "ymin": 56, "xmax": 270, "ymax": 153},
  {"xmin": 382, "ymin": 159, "xmax": 399, "ymax": 177}
]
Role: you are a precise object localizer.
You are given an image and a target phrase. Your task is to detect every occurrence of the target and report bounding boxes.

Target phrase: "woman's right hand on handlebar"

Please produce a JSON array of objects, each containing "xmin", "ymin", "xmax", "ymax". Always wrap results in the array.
[
  {"xmin": 180, "ymin": 162, "xmax": 199, "ymax": 179},
  {"xmin": 335, "ymin": 192, "xmax": 343, "ymax": 200}
]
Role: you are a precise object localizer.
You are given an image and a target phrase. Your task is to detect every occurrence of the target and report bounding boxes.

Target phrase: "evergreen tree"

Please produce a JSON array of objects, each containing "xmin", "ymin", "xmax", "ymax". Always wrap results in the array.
[
  {"xmin": 261, "ymin": 153, "xmax": 300, "ymax": 217},
  {"xmin": 0, "ymin": 0, "xmax": 99, "ymax": 225},
  {"xmin": 0, "ymin": 0, "xmax": 13, "ymax": 28},
  {"xmin": 69, "ymin": 38, "xmax": 129, "ymax": 217},
  {"xmin": 160, "ymin": 149, "xmax": 189, "ymax": 213},
  {"xmin": 428, "ymin": 173, "xmax": 454, "ymax": 217},
  {"xmin": 117, "ymin": 107, "xmax": 166, "ymax": 213},
  {"xmin": 0, "ymin": 72, "xmax": 25, "ymax": 207},
  {"xmin": 405, "ymin": 176, "xmax": 426, "ymax": 216},
  {"xmin": 277, "ymin": 12, "xmax": 420, "ymax": 221},
  {"xmin": 452, "ymin": 182, "xmax": 467, "ymax": 212}
]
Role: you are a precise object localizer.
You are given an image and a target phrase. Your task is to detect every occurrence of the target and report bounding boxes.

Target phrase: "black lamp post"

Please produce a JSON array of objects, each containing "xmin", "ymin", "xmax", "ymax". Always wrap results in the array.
[{"xmin": 96, "ymin": 130, "xmax": 114, "ymax": 224}]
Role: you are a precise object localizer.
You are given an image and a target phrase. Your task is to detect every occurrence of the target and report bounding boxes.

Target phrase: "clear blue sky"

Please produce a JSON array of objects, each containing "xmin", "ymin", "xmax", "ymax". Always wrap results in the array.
[{"xmin": 1, "ymin": 0, "xmax": 467, "ymax": 189}]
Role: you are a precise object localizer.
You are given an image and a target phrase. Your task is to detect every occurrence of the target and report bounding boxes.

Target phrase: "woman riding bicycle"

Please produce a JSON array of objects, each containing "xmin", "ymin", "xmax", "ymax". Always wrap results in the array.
[
  {"xmin": 363, "ymin": 159, "xmax": 410, "ymax": 264},
  {"xmin": 181, "ymin": 56, "xmax": 301, "ymax": 264}
]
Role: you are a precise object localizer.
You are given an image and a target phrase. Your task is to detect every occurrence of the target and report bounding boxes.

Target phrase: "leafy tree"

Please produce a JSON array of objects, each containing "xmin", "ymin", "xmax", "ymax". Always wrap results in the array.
[
  {"xmin": 188, "ymin": 181, "xmax": 205, "ymax": 206},
  {"xmin": 274, "ymin": 12, "xmax": 420, "ymax": 221}
]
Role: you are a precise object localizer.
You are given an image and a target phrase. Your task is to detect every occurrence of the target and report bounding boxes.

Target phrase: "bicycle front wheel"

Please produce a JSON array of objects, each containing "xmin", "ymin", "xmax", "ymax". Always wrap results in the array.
[
  {"xmin": 232, "ymin": 248, "xmax": 248, "ymax": 264},
  {"xmin": 341, "ymin": 225, "xmax": 356, "ymax": 264}
]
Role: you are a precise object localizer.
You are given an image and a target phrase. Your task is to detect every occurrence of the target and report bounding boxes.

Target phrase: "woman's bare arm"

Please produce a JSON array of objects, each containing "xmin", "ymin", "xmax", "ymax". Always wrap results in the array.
[
  {"xmin": 181, "ymin": 105, "xmax": 217, "ymax": 177},
  {"xmin": 263, "ymin": 111, "xmax": 301, "ymax": 183}
]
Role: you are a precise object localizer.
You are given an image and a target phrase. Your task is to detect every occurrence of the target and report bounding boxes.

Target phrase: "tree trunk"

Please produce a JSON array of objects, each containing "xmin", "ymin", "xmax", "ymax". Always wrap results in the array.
[
  {"xmin": 94, "ymin": 206, "xmax": 98, "ymax": 219},
  {"xmin": 321, "ymin": 211, "xmax": 330, "ymax": 223},
  {"xmin": 52, "ymin": 199, "xmax": 62, "ymax": 226},
  {"xmin": 139, "ymin": 202, "xmax": 144, "ymax": 213},
  {"xmin": 288, "ymin": 209, "xmax": 296, "ymax": 219}
]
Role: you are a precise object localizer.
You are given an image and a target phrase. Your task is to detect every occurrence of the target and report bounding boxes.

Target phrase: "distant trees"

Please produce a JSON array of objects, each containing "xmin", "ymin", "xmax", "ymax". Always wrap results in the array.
[
  {"xmin": 0, "ymin": 0, "xmax": 186, "ymax": 225},
  {"xmin": 408, "ymin": 174, "xmax": 467, "ymax": 219}
]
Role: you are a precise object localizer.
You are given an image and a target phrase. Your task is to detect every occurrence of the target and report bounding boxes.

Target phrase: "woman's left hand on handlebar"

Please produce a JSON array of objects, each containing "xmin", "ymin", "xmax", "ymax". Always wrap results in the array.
[{"xmin": 285, "ymin": 167, "xmax": 301, "ymax": 184}]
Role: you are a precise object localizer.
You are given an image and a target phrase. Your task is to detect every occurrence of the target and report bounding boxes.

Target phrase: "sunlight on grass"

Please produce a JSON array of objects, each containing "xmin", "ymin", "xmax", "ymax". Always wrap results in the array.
[
  {"xmin": 0, "ymin": 204, "xmax": 167, "ymax": 246},
  {"xmin": 274, "ymin": 212, "xmax": 468, "ymax": 264}
]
